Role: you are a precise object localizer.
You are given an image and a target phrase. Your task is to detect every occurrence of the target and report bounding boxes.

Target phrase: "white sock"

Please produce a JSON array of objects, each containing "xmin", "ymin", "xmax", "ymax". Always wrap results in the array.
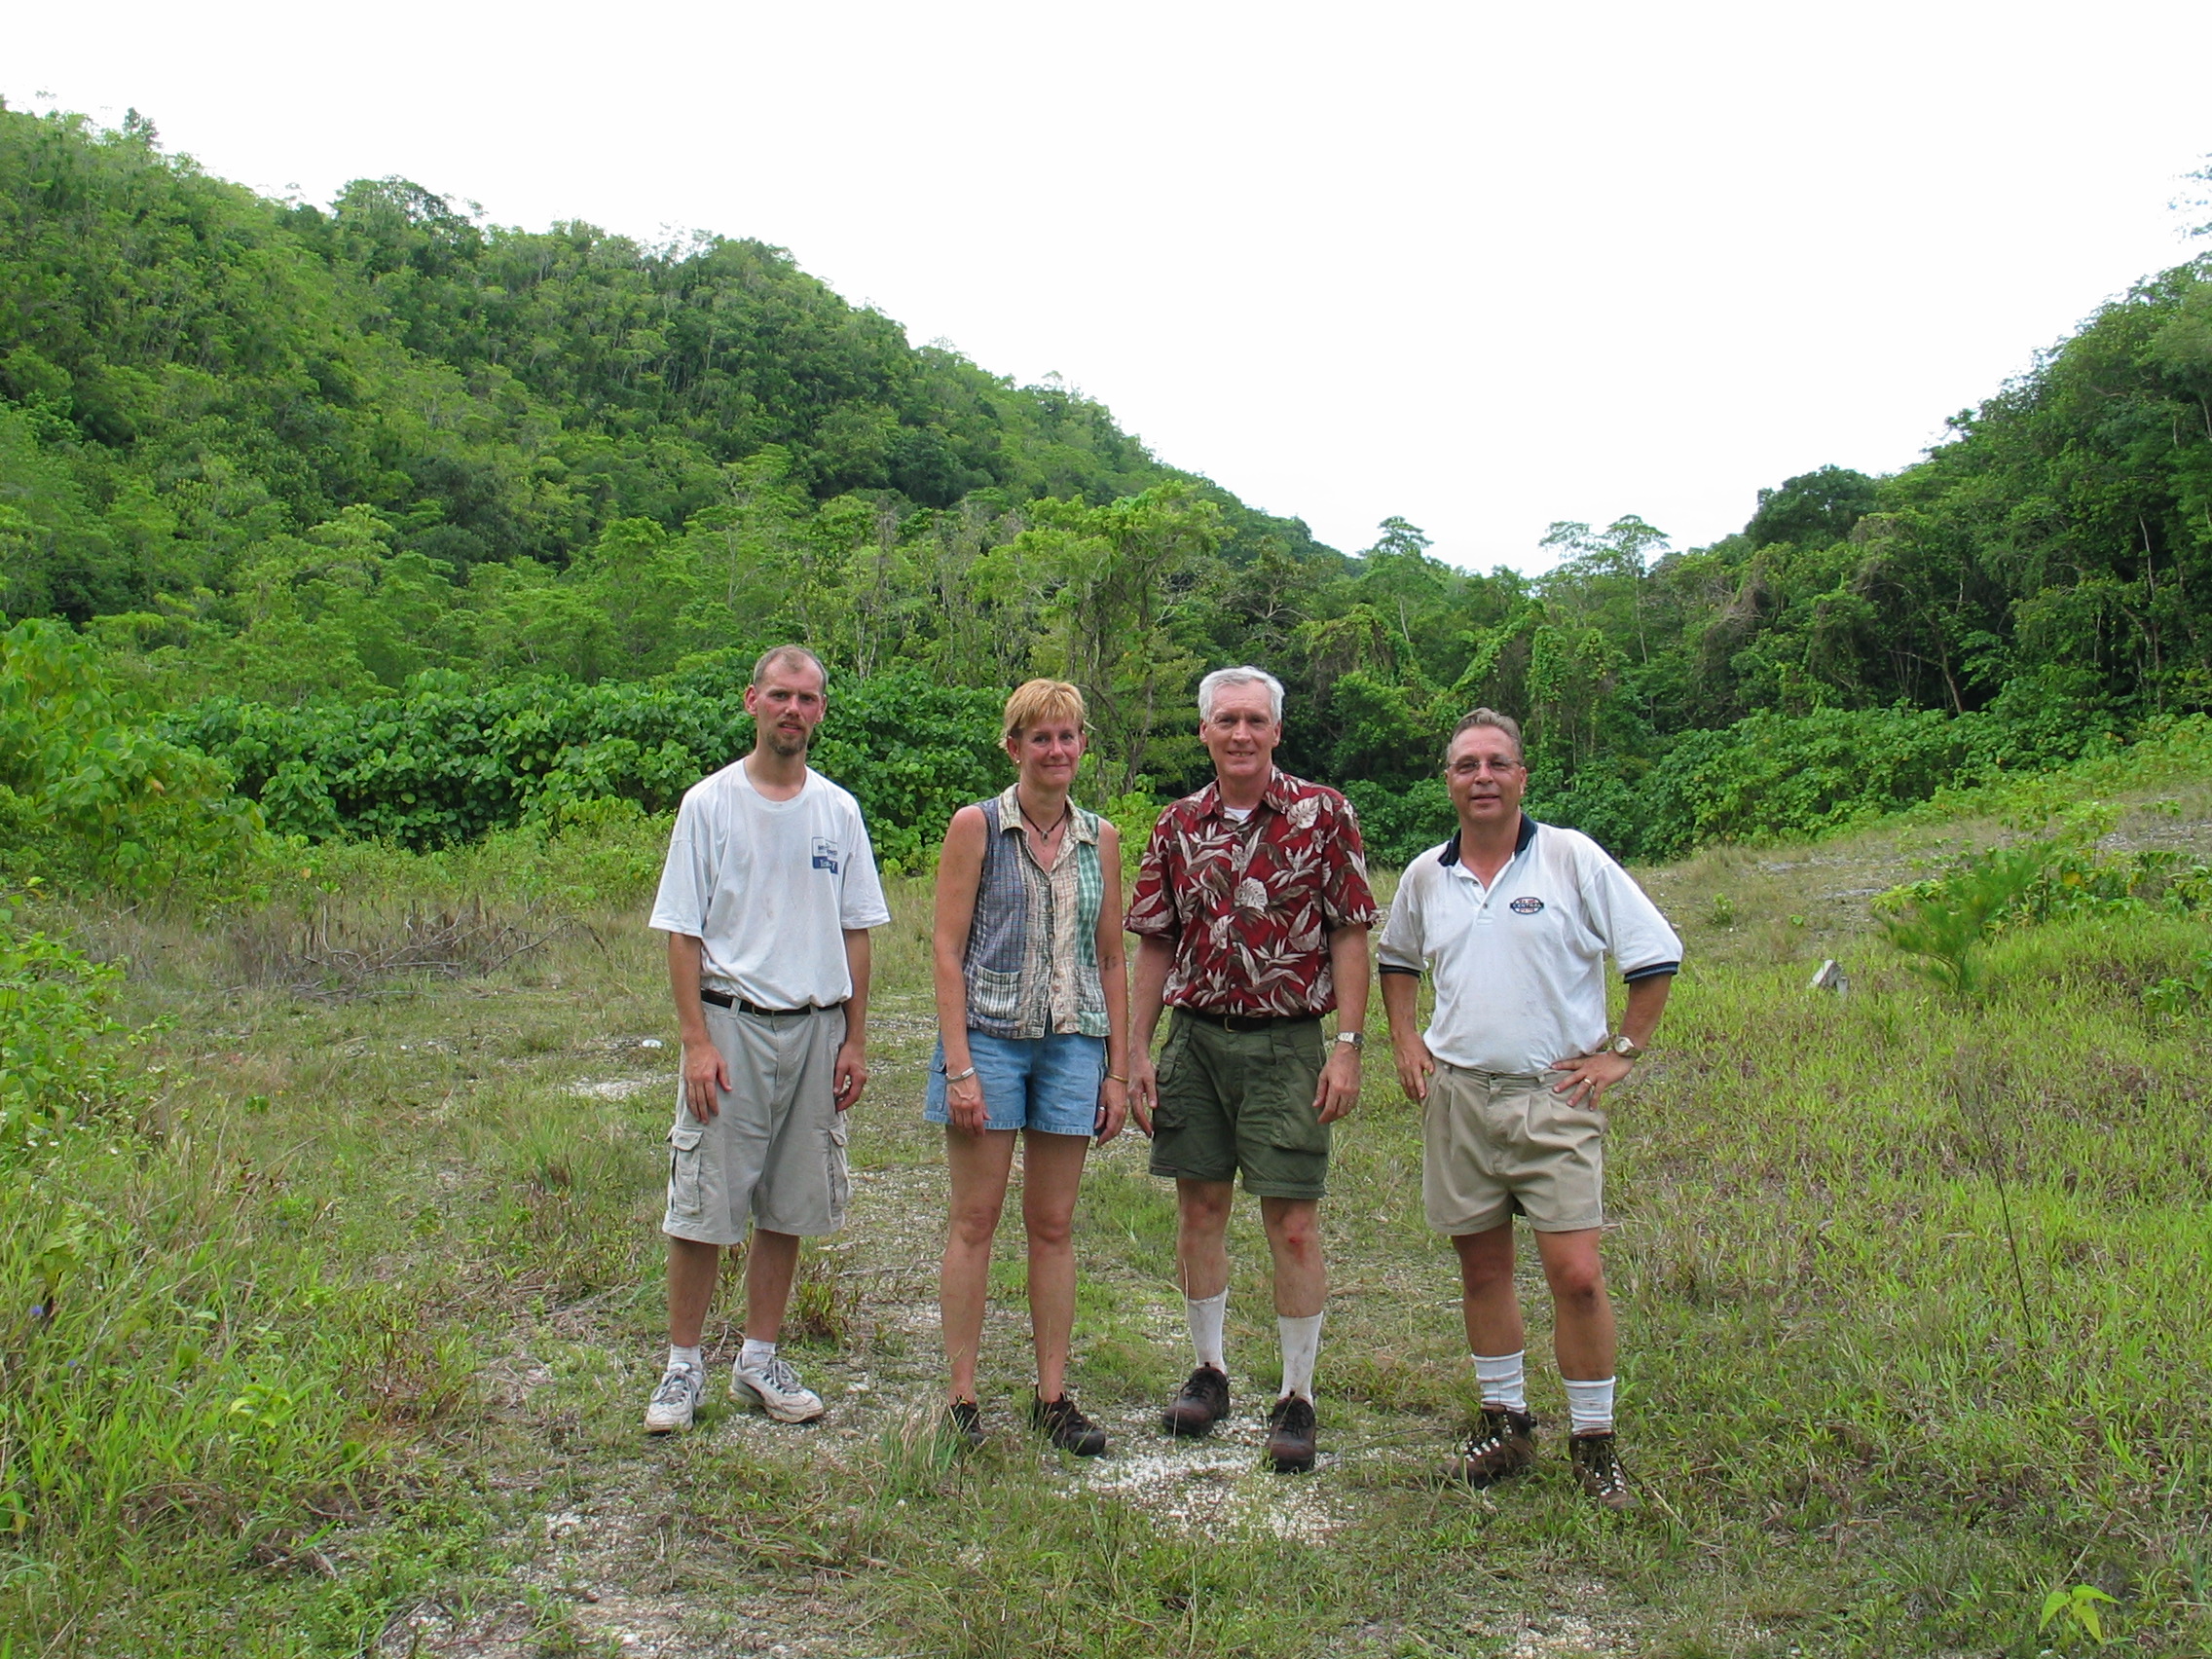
[
  {"xmin": 739, "ymin": 1338, "xmax": 777, "ymax": 1371},
  {"xmin": 1277, "ymin": 1312, "xmax": 1322, "ymax": 1401},
  {"xmin": 1473, "ymin": 1349, "xmax": 1527, "ymax": 1412},
  {"xmin": 668, "ymin": 1345, "xmax": 703, "ymax": 1376},
  {"xmin": 1565, "ymin": 1376, "xmax": 1616, "ymax": 1435},
  {"xmin": 1186, "ymin": 1291, "xmax": 1228, "ymax": 1371}
]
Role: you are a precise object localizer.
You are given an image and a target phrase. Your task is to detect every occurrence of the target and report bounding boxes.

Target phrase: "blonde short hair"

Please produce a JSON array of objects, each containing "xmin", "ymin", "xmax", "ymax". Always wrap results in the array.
[
  {"xmin": 752, "ymin": 644, "xmax": 827, "ymax": 691},
  {"xmin": 1003, "ymin": 679, "xmax": 1087, "ymax": 744}
]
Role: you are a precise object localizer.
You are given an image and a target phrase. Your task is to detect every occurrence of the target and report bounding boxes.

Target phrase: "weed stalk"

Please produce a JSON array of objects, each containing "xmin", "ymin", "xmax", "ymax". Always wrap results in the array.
[{"xmin": 1947, "ymin": 1047, "xmax": 2038, "ymax": 1352}]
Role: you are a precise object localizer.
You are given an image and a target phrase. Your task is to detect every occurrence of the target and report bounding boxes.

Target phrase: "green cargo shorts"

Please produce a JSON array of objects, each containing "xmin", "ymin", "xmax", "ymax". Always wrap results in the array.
[{"xmin": 1147, "ymin": 1011, "xmax": 1329, "ymax": 1199}]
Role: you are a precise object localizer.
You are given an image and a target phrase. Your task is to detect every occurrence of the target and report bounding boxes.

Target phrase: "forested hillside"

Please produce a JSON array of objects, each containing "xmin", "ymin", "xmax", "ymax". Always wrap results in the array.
[{"xmin": 5, "ymin": 102, "xmax": 2212, "ymax": 876}]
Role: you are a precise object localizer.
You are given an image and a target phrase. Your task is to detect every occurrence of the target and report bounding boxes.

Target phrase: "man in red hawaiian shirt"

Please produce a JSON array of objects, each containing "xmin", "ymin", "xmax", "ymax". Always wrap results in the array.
[{"xmin": 1126, "ymin": 665, "xmax": 1376, "ymax": 1473}]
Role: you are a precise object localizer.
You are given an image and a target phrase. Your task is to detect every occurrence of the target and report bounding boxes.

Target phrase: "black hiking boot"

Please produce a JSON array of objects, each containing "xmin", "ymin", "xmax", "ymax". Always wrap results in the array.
[
  {"xmin": 943, "ymin": 1398, "xmax": 985, "ymax": 1450},
  {"xmin": 1031, "ymin": 1392, "xmax": 1108, "ymax": 1457}
]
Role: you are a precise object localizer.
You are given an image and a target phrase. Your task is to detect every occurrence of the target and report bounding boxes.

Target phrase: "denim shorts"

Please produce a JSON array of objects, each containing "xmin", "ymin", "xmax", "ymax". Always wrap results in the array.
[{"xmin": 926, "ymin": 1030, "xmax": 1105, "ymax": 1137}]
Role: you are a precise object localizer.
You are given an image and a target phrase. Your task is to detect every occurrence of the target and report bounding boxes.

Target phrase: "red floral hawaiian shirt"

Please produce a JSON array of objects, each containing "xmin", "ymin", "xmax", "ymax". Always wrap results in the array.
[{"xmin": 1126, "ymin": 769, "xmax": 1378, "ymax": 1017}]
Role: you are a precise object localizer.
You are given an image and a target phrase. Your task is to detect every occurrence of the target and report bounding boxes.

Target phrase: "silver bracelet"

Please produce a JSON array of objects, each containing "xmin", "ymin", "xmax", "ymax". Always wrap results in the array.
[{"xmin": 945, "ymin": 1065, "xmax": 978, "ymax": 1085}]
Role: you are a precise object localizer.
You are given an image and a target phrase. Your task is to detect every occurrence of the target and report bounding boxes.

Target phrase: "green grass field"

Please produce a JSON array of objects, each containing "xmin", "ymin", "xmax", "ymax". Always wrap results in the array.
[{"xmin": 5, "ymin": 786, "xmax": 2211, "ymax": 1657}]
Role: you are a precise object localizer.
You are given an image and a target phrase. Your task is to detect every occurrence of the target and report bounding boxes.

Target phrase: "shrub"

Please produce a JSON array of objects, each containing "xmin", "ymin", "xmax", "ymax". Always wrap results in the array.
[
  {"xmin": 0, "ymin": 619, "xmax": 263, "ymax": 894},
  {"xmin": 0, "ymin": 900, "xmax": 142, "ymax": 1159},
  {"xmin": 1342, "ymin": 777, "xmax": 1454, "ymax": 867},
  {"xmin": 171, "ymin": 666, "xmax": 1009, "ymax": 874}
]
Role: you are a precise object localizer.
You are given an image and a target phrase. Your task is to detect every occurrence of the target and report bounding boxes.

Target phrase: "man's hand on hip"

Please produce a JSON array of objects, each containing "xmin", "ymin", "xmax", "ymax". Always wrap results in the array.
[
  {"xmin": 682, "ymin": 1038, "xmax": 728, "ymax": 1123},
  {"xmin": 832, "ymin": 1040, "xmax": 868, "ymax": 1112},
  {"xmin": 1313, "ymin": 1043, "xmax": 1362, "ymax": 1124},
  {"xmin": 1550, "ymin": 1050, "xmax": 1634, "ymax": 1109}
]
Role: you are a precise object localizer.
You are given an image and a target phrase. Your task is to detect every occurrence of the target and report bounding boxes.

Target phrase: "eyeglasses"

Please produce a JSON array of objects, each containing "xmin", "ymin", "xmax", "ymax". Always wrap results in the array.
[{"xmin": 1445, "ymin": 758, "xmax": 1524, "ymax": 778}]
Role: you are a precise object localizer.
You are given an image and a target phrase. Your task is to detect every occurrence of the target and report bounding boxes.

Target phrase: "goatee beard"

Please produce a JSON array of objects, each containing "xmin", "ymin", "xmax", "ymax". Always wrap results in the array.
[{"xmin": 764, "ymin": 730, "xmax": 810, "ymax": 758}]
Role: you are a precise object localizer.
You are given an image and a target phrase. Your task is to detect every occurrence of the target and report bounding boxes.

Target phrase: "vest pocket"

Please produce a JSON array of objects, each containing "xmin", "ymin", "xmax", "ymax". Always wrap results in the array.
[{"xmin": 966, "ymin": 964, "xmax": 1024, "ymax": 1027}]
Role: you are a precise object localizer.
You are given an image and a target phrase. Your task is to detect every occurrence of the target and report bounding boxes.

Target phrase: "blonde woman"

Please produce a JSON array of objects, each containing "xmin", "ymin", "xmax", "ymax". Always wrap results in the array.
[{"xmin": 930, "ymin": 680, "xmax": 1129, "ymax": 1452}]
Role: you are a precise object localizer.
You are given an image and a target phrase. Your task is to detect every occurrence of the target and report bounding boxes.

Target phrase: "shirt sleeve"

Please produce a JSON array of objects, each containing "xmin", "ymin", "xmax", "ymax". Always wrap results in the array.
[
  {"xmin": 647, "ymin": 790, "xmax": 713, "ymax": 937},
  {"xmin": 1318, "ymin": 792, "xmax": 1380, "ymax": 931},
  {"xmin": 838, "ymin": 803, "xmax": 893, "ymax": 930},
  {"xmin": 1376, "ymin": 865, "xmax": 1427, "ymax": 974},
  {"xmin": 1124, "ymin": 811, "xmax": 1181, "ymax": 939},
  {"xmin": 1578, "ymin": 841, "xmax": 1682, "ymax": 977}
]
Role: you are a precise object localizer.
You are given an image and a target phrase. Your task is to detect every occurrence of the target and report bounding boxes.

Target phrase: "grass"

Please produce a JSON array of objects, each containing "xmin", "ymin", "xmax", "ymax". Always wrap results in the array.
[{"xmin": 5, "ymin": 781, "xmax": 2212, "ymax": 1656}]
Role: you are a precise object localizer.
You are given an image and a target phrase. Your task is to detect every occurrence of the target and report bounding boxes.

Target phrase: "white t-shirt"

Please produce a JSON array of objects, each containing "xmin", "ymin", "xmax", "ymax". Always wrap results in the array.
[
  {"xmin": 1378, "ymin": 817, "xmax": 1680, "ymax": 1075},
  {"xmin": 648, "ymin": 760, "xmax": 891, "ymax": 1008}
]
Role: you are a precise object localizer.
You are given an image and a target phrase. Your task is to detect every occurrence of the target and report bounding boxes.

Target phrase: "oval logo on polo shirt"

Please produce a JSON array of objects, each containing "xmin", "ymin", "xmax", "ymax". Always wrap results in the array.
[{"xmin": 1508, "ymin": 896, "xmax": 1545, "ymax": 914}]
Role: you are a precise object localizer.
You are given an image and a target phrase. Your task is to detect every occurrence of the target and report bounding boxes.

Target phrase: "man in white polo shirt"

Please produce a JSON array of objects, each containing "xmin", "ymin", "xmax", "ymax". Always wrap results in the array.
[
  {"xmin": 1378, "ymin": 708, "xmax": 1679, "ymax": 1509},
  {"xmin": 641, "ymin": 644, "xmax": 891, "ymax": 1434}
]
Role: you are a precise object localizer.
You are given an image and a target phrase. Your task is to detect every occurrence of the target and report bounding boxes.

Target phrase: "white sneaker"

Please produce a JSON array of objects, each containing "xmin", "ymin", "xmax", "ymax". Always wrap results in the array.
[
  {"xmin": 644, "ymin": 1363, "xmax": 704, "ymax": 1434},
  {"xmin": 732, "ymin": 1354, "xmax": 826, "ymax": 1423}
]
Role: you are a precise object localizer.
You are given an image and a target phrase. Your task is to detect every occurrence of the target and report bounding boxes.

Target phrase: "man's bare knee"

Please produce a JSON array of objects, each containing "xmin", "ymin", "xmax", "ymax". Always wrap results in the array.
[
  {"xmin": 1538, "ymin": 1240, "xmax": 1606, "ymax": 1306},
  {"xmin": 1177, "ymin": 1184, "xmax": 1235, "ymax": 1233},
  {"xmin": 1262, "ymin": 1200, "xmax": 1321, "ymax": 1258},
  {"xmin": 1452, "ymin": 1226, "xmax": 1515, "ymax": 1293},
  {"xmin": 1548, "ymin": 1262, "xmax": 1606, "ymax": 1306}
]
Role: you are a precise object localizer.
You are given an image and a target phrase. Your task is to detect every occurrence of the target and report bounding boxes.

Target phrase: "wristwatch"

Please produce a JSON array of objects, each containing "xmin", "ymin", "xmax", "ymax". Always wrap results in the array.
[
  {"xmin": 1604, "ymin": 1035, "xmax": 1644, "ymax": 1060},
  {"xmin": 1336, "ymin": 1031, "xmax": 1365, "ymax": 1049}
]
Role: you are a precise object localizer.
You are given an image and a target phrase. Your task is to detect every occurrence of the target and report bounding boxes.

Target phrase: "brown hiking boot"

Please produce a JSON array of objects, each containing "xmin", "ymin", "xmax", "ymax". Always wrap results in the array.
[
  {"xmin": 1264, "ymin": 1394, "xmax": 1318, "ymax": 1473},
  {"xmin": 1161, "ymin": 1365, "xmax": 1231, "ymax": 1437},
  {"xmin": 1570, "ymin": 1429, "xmax": 1635, "ymax": 1511},
  {"xmin": 1445, "ymin": 1405, "xmax": 1537, "ymax": 1486}
]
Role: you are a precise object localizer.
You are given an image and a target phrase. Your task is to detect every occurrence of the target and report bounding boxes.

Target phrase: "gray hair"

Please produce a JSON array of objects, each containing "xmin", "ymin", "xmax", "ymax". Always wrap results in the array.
[
  {"xmin": 1198, "ymin": 665, "xmax": 1285, "ymax": 724},
  {"xmin": 1448, "ymin": 707, "xmax": 1525, "ymax": 765}
]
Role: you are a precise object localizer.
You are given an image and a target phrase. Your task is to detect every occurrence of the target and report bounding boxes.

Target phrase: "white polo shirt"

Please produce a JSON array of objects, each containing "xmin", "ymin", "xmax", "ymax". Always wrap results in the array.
[
  {"xmin": 649, "ymin": 760, "xmax": 891, "ymax": 1009},
  {"xmin": 1378, "ymin": 815, "xmax": 1680, "ymax": 1075}
]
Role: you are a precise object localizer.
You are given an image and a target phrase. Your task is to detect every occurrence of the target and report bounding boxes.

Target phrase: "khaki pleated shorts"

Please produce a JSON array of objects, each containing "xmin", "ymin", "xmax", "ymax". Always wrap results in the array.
[
  {"xmin": 1422, "ymin": 1062, "xmax": 1604, "ymax": 1235},
  {"xmin": 662, "ymin": 1002, "xmax": 849, "ymax": 1243}
]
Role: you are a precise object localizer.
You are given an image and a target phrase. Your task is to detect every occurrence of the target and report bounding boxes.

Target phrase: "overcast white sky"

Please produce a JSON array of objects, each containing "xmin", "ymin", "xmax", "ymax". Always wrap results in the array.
[{"xmin": 11, "ymin": 1, "xmax": 2212, "ymax": 571}]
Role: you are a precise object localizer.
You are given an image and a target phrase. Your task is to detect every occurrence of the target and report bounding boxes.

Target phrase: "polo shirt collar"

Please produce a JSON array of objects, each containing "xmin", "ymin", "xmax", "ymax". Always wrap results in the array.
[{"xmin": 1439, "ymin": 812, "xmax": 1538, "ymax": 868}]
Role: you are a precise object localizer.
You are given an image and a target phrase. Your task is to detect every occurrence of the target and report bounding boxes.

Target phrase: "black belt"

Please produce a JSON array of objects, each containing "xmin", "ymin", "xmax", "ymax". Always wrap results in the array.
[
  {"xmin": 701, "ymin": 989, "xmax": 822, "ymax": 1016},
  {"xmin": 1173, "ymin": 1006, "xmax": 1316, "ymax": 1034}
]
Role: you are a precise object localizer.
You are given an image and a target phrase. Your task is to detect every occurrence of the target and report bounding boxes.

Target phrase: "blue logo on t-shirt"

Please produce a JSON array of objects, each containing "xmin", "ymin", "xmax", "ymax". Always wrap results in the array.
[
  {"xmin": 1509, "ymin": 896, "xmax": 1545, "ymax": 914},
  {"xmin": 812, "ymin": 837, "xmax": 841, "ymax": 873}
]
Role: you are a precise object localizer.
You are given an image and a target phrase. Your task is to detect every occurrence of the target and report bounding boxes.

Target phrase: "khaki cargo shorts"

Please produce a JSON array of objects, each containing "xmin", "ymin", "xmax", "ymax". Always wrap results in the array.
[
  {"xmin": 1148, "ymin": 1012, "xmax": 1329, "ymax": 1200},
  {"xmin": 662, "ymin": 1003, "xmax": 849, "ymax": 1243},
  {"xmin": 1423, "ymin": 1062, "xmax": 1604, "ymax": 1235}
]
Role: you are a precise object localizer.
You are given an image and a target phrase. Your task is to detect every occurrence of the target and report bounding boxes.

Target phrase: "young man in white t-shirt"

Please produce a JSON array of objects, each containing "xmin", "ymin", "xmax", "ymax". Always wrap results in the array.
[
  {"xmin": 641, "ymin": 645, "xmax": 892, "ymax": 1433},
  {"xmin": 1378, "ymin": 709, "xmax": 1680, "ymax": 1509}
]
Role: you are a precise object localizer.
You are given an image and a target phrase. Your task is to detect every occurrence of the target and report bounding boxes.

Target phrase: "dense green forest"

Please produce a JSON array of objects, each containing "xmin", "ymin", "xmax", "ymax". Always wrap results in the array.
[{"xmin": 5, "ymin": 102, "xmax": 2212, "ymax": 880}]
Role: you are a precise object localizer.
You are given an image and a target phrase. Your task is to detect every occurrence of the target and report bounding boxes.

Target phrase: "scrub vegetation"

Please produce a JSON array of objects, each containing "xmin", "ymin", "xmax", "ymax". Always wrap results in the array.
[{"xmin": 6, "ymin": 765, "xmax": 2211, "ymax": 1658}]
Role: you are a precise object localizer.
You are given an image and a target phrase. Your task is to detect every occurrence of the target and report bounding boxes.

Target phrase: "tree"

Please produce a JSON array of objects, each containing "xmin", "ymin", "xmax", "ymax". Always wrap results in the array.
[{"xmin": 1008, "ymin": 483, "xmax": 1224, "ymax": 795}]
